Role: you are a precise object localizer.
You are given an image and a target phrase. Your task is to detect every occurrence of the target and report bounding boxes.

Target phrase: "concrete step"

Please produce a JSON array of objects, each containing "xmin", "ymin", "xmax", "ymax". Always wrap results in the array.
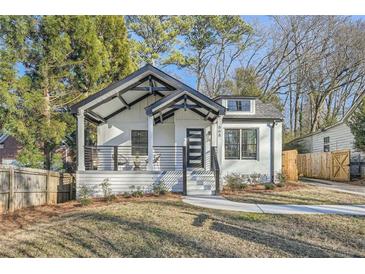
[
  {"xmin": 187, "ymin": 189, "xmax": 213, "ymax": 196},
  {"xmin": 187, "ymin": 184, "xmax": 212, "ymax": 190}
]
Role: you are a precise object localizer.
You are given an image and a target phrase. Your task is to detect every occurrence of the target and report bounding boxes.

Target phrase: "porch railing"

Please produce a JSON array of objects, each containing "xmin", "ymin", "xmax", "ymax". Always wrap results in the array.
[
  {"xmin": 84, "ymin": 145, "xmax": 184, "ymax": 171},
  {"xmin": 211, "ymin": 146, "xmax": 220, "ymax": 195}
]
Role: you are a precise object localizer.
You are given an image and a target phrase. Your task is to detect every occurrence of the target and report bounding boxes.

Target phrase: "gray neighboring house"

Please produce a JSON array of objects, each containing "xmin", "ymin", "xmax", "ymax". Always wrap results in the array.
[{"xmin": 287, "ymin": 94, "xmax": 365, "ymax": 178}]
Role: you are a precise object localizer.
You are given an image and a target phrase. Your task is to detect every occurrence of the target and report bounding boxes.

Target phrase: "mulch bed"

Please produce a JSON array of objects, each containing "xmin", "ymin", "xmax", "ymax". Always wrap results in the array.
[{"xmin": 222, "ymin": 181, "xmax": 305, "ymax": 195}]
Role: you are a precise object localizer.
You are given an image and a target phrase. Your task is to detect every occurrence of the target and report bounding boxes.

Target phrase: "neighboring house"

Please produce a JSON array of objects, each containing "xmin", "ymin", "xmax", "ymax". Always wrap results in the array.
[
  {"xmin": 286, "ymin": 95, "xmax": 365, "ymax": 178},
  {"xmin": 0, "ymin": 133, "xmax": 21, "ymax": 165},
  {"xmin": 71, "ymin": 64, "xmax": 283, "ymax": 196}
]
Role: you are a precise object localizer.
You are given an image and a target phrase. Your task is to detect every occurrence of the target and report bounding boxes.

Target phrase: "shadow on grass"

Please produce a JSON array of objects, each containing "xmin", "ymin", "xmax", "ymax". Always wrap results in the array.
[
  {"xmin": 0, "ymin": 200, "xmax": 363, "ymax": 258},
  {"xmin": 0, "ymin": 210, "xmax": 236, "ymax": 258},
  {"xmin": 185, "ymin": 211, "xmax": 362, "ymax": 258}
]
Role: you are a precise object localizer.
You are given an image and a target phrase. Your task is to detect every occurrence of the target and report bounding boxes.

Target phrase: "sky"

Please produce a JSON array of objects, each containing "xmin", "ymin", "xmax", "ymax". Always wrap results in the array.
[
  {"xmin": 158, "ymin": 15, "xmax": 365, "ymax": 89},
  {"xmin": 15, "ymin": 15, "xmax": 365, "ymax": 91}
]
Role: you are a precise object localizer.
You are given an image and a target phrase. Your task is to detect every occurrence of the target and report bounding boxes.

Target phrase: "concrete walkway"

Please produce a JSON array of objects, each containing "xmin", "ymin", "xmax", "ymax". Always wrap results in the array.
[
  {"xmin": 183, "ymin": 195, "xmax": 365, "ymax": 215},
  {"xmin": 301, "ymin": 177, "xmax": 365, "ymax": 196}
]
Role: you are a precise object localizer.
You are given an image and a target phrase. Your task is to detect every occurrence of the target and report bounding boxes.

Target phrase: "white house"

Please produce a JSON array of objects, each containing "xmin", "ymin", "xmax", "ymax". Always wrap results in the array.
[
  {"xmin": 71, "ymin": 64, "xmax": 283, "ymax": 196},
  {"xmin": 287, "ymin": 94, "xmax": 365, "ymax": 178}
]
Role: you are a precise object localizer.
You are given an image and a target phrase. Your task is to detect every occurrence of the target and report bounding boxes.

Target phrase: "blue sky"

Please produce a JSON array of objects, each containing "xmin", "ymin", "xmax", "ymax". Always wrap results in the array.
[
  {"xmin": 16, "ymin": 15, "xmax": 365, "ymax": 90},
  {"xmin": 163, "ymin": 15, "xmax": 365, "ymax": 89}
]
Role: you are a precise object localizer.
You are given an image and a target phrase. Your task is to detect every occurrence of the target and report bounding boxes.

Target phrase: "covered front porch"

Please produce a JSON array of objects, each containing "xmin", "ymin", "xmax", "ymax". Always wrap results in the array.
[{"xmin": 72, "ymin": 64, "xmax": 225, "ymax": 195}]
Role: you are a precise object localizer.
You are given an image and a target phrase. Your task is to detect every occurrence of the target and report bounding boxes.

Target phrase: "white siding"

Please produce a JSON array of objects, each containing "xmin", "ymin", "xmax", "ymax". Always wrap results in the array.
[
  {"xmin": 97, "ymin": 96, "xmax": 174, "ymax": 146},
  {"xmin": 220, "ymin": 121, "xmax": 282, "ymax": 181},
  {"xmin": 296, "ymin": 123, "xmax": 365, "ymax": 177},
  {"xmin": 77, "ymin": 170, "xmax": 183, "ymax": 197},
  {"xmin": 312, "ymin": 123, "xmax": 355, "ymax": 153}
]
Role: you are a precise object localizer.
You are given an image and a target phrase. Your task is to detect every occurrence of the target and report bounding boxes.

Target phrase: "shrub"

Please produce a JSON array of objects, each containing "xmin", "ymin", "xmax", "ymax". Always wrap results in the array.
[
  {"xmin": 277, "ymin": 172, "xmax": 287, "ymax": 184},
  {"xmin": 100, "ymin": 178, "xmax": 114, "ymax": 202},
  {"xmin": 153, "ymin": 181, "xmax": 168, "ymax": 196},
  {"xmin": 224, "ymin": 173, "xmax": 247, "ymax": 191},
  {"xmin": 264, "ymin": 183, "xmax": 275, "ymax": 190},
  {"xmin": 129, "ymin": 185, "xmax": 144, "ymax": 198},
  {"xmin": 123, "ymin": 192, "xmax": 132, "ymax": 198},
  {"xmin": 249, "ymin": 173, "xmax": 262, "ymax": 184},
  {"xmin": 78, "ymin": 185, "xmax": 94, "ymax": 206},
  {"xmin": 276, "ymin": 182, "xmax": 285, "ymax": 188}
]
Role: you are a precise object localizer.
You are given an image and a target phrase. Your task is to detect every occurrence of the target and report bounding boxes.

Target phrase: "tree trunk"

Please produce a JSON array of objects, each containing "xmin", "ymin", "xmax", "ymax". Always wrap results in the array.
[{"xmin": 44, "ymin": 88, "xmax": 52, "ymax": 170}]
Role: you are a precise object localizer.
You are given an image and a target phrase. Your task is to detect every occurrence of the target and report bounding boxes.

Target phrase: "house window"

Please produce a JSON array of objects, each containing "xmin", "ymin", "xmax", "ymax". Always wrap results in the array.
[
  {"xmin": 227, "ymin": 100, "xmax": 251, "ymax": 112},
  {"xmin": 324, "ymin": 136, "xmax": 330, "ymax": 152},
  {"xmin": 225, "ymin": 128, "xmax": 258, "ymax": 160},
  {"xmin": 241, "ymin": 129, "xmax": 258, "ymax": 159},
  {"xmin": 225, "ymin": 129, "xmax": 240, "ymax": 159},
  {"xmin": 131, "ymin": 130, "xmax": 148, "ymax": 156}
]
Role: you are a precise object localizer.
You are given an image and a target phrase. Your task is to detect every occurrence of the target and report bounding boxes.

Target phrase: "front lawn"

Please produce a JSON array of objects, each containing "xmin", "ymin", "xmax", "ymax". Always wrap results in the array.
[
  {"xmin": 0, "ymin": 195, "xmax": 364, "ymax": 257},
  {"xmin": 222, "ymin": 182, "xmax": 365, "ymax": 205}
]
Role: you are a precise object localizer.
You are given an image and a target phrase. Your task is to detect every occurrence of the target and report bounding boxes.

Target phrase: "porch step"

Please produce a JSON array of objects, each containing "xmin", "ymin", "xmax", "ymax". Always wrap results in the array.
[
  {"xmin": 187, "ymin": 189, "xmax": 213, "ymax": 196},
  {"xmin": 187, "ymin": 170, "xmax": 215, "ymax": 196}
]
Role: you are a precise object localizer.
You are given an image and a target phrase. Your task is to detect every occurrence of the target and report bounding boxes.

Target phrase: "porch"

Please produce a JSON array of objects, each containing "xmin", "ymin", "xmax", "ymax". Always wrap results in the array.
[{"xmin": 79, "ymin": 145, "xmax": 220, "ymax": 195}]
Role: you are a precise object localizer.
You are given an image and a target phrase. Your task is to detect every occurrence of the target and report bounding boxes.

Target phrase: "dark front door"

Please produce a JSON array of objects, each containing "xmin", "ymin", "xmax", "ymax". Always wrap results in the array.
[{"xmin": 186, "ymin": 128, "xmax": 204, "ymax": 168}]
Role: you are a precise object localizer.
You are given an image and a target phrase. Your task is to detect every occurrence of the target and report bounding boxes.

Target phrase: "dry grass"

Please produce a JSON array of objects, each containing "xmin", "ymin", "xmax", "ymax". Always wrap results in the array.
[
  {"xmin": 0, "ymin": 195, "xmax": 364, "ymax": 258},
  {"xmin": 222, "ymin": 182, "xmax": 365, "ymax": 205}
]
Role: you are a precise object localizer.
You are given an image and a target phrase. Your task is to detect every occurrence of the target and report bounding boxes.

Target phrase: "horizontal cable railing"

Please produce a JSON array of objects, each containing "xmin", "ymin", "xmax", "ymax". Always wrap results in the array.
[{"xmin": 85, "ymin": 145, "xmax": 184, "ymax": 171}]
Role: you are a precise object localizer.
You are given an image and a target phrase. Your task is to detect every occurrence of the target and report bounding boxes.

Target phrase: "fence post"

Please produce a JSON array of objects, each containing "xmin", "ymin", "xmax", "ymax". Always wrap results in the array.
[
  {"xmin": 182, "ymin": 146, "xmax": 187, "ymax": 196},
  {"xmin": 46, "ymin": 171, "xmax": 51, "ymax": 204},
  {"xmin": 69, "ymin": 174, "xmax": 74, "ymax": 200},
  {"xmin": 8, "ymin": 166, "xmax": 15, "ymax": 213}
]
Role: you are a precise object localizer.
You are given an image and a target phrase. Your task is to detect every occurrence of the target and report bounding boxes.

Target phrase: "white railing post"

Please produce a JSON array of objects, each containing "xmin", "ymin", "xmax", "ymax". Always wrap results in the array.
[
  {"xmin": 216, "ymin": 115, "xmax": 223, "ymax": 167},
  {"xmin": 147, "ymin": 115, "xmax": 154, "ymax": 170},
  {"xmin": 77, "ymin": 109, "xmax": 85, "ymax": 171}
]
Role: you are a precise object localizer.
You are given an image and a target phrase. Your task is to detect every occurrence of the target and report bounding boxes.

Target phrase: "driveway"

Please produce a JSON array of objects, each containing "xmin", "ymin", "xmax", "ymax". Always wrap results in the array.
[
  {"xmin": 300, "ymin": 177, "xmax": 365, "ymax": 196},
  {"xmin": 183, "ymin": 196, "xmax": 365, "ymax": 215}
]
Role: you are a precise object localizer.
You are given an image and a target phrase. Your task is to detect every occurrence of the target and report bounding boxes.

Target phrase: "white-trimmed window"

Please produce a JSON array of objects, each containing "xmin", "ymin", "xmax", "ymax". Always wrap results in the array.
[
  {"xmin": 323, "ymin": 136, "xmax": 330, "ymax": 152},
  {"xmin": 226, "ymin": 99, "xmax": 252, "ymax": 112},
  {"xmin": 225, "ymin": 128, "xmax": 258, "ymax": 160}
]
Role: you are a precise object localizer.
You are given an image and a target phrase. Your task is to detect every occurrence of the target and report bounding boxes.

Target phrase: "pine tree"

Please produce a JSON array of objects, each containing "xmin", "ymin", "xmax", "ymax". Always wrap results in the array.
[{"xmin": 0, "ymin": 16, "xmax": 134, "ymax": 169}]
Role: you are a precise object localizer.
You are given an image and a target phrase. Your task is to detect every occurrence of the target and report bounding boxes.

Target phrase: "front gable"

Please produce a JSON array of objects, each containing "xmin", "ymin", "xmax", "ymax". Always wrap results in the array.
[{"xmin": 71, "ymin": 64, "xmax": 225, "ymax": 124}]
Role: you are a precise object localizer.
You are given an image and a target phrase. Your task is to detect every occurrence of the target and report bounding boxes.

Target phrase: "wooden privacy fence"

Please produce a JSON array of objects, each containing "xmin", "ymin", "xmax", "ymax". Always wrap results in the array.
[
  {"xmin": 0, "ymin": 165, "xmax": 75, "ymax": 213},
  {"xmin": 282, "ymin": 150, "xmax": 298, "ymax": 181},
  {"xmin": 297, "ymin": 150, "xmax": 350, "ymax": 182}
]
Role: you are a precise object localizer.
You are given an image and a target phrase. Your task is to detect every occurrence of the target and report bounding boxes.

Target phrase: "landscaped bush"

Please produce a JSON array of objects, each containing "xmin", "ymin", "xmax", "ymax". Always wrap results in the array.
[
  {"xmin": 122, "ymin": 192, "xmax": 132, "ymax": 198},
  {"xmin": 264, "ymin": 183, "xmax": 275, "ymax": 190},
  {"xmin": 100, "ymin": 178, "xmax": 116, "ymax": 202},
  {"xmin": 224, "ymin": 173, "xmax": 247, "ymax": 191},
  {"xmin": 275, "ymin": 173, "xmax": 286, "ymax": 187},
  {"xmin": 129, "ymin": 185, "xmax": 144, "ymax": 197},
  {"xmin": 153, "ymin": 181, "xmax": 168, "ymax": 196},
  {"xmin": 78, "ymin": 185, "xmax": 94, "ymax": 206}
]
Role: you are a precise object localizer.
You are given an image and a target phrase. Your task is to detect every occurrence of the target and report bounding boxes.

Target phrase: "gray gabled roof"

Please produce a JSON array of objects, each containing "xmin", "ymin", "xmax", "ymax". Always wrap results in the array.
[
  {"xmin": 145, "ymin": 89, "xmax": 225, "ymax": 116},
  {"xmin": 71, "ymin": 64, "xmax": 224, "ymax": 114},
  {"xmin": 214, "ymin": 96, "xmax": 283, "ymax": 120}
]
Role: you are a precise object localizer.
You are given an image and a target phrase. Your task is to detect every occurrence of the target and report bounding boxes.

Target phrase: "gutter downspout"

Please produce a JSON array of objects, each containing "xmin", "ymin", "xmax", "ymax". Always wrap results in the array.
[{"xmin": 269, "ymin": 121, "xmax": 277, "ymax": 183}]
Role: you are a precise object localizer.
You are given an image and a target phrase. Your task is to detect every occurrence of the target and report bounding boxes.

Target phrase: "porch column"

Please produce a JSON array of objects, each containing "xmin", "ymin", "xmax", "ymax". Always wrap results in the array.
[
  {"xmin": 216, "ymin": 115, "xmax": 223, "ymax": 166},
  {"xmin": 147, "ymin": 115, "xmax": 154, "ymax": 170},
  {"xmin": 77, "ymin": 109, "xmax": 85, "ymax": 171}
]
